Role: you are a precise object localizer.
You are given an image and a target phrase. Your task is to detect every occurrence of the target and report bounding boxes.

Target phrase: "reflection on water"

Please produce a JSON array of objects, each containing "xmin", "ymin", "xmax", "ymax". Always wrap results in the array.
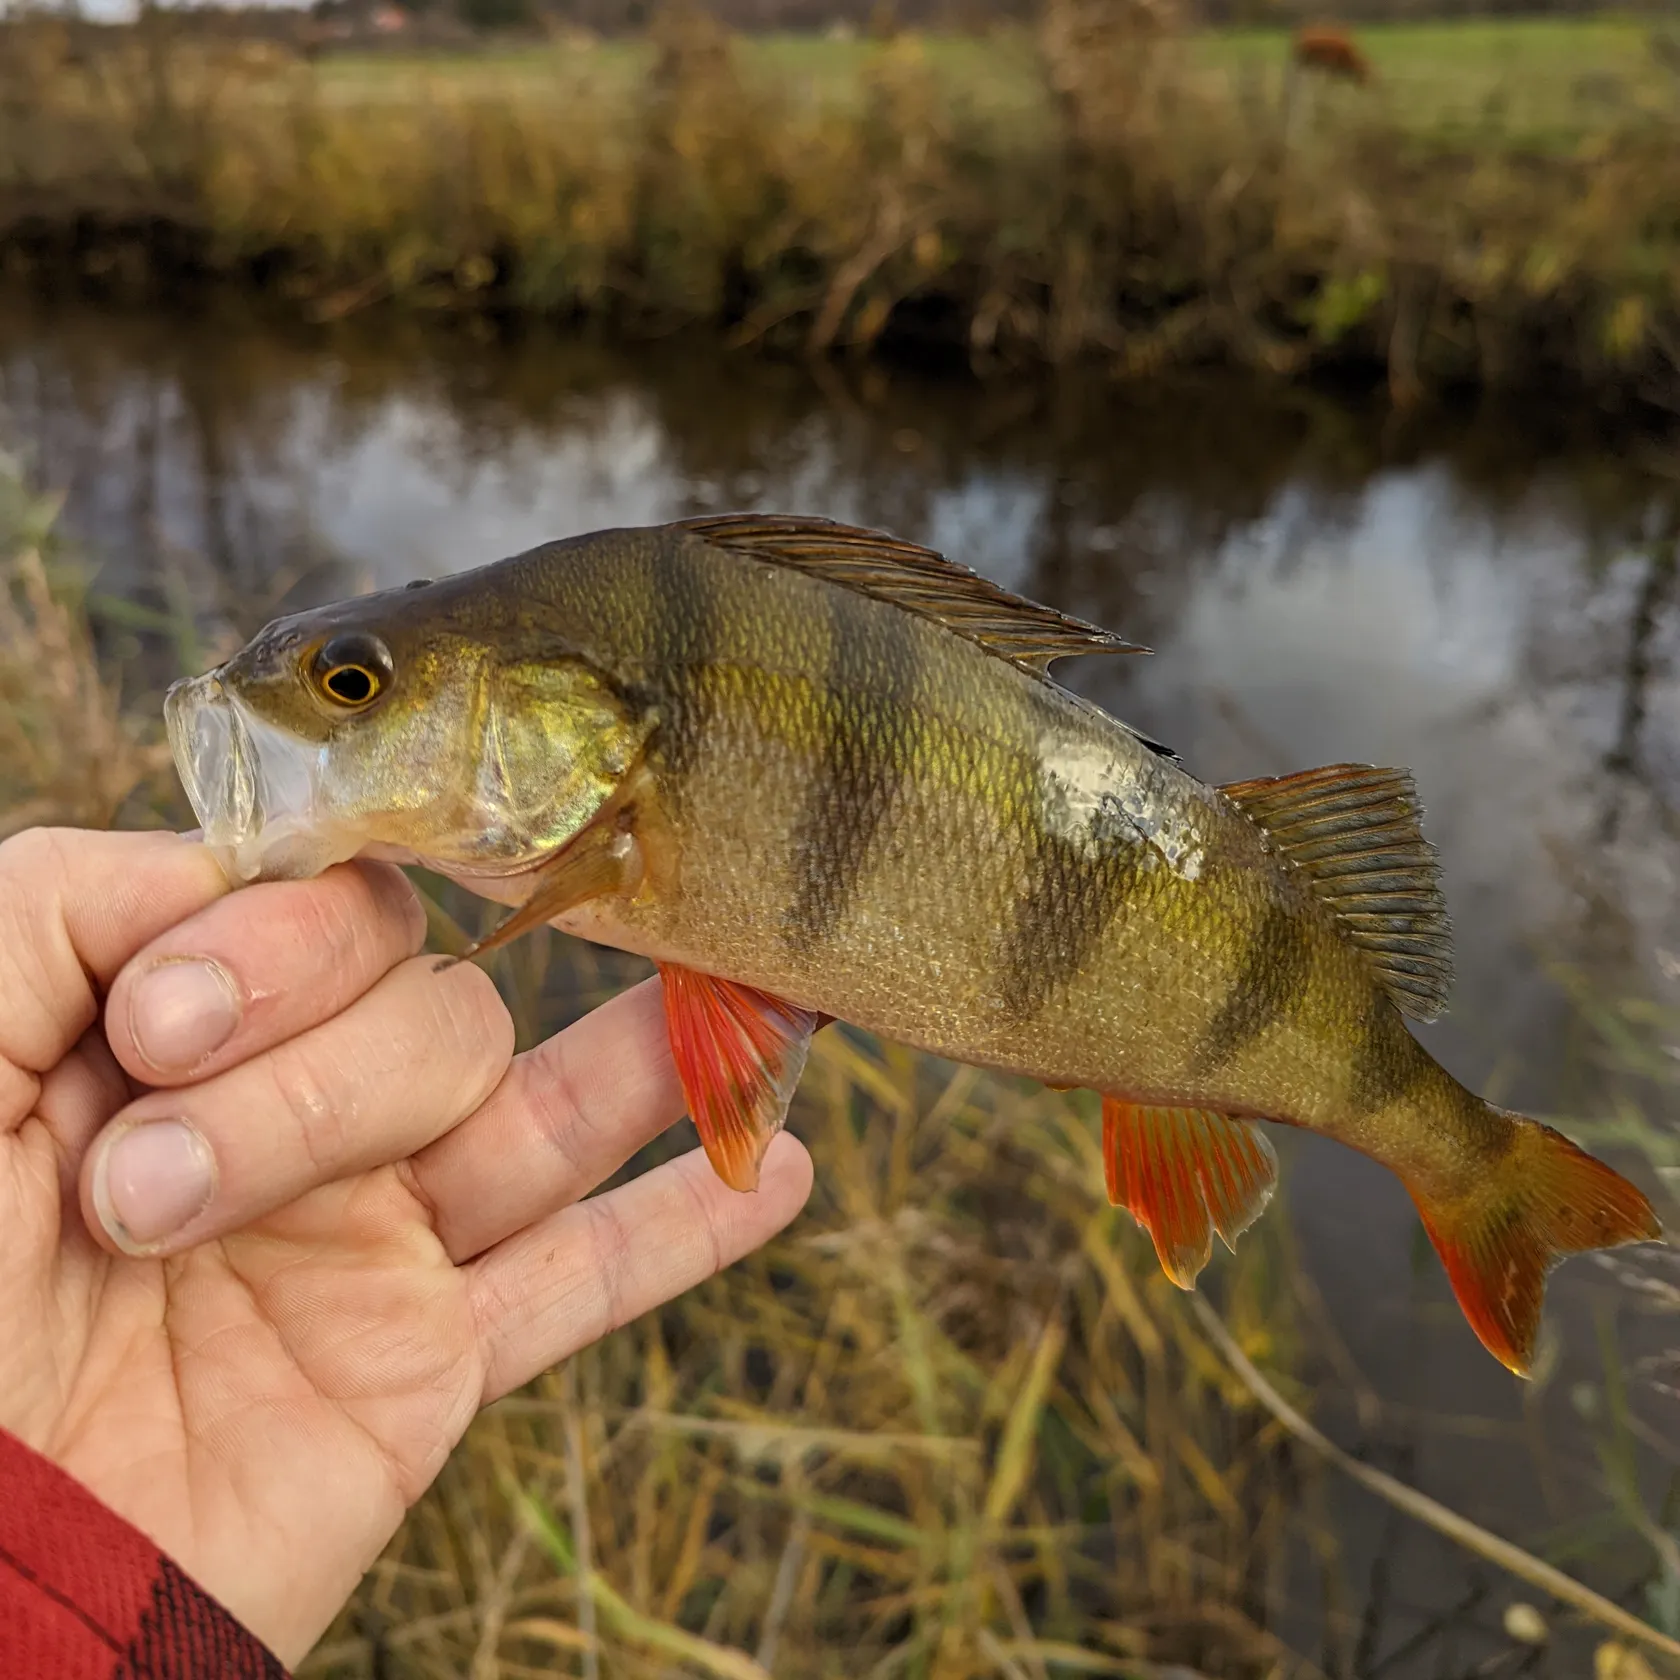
[{"xmin": 3, "ymin": 293, "xmax": 1678, "ymax": 1669}]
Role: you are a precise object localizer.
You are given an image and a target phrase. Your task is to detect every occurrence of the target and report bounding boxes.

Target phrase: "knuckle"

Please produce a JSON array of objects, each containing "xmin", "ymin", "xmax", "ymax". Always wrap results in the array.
[
  {"xmin": 0, "ymin": 831, "xmax": 86, "ymax": 1069},
  {"xmin": 469, "ymin": 1257, "xmax": 514, "ymax": 1345},
  {"xmin": 263, "ymin": 1039, "xmax": 352, "ymax": 1175},
  {"xmin": 580, "ymin": 1195, "xmax": 633, "ymax": 1331},
  {"xmin": 519, "ymin": 1041, "xmax": 593, "ymax": 1180},
  {"xmin": 235, "ymin": 866, "xmax": 415, "ymax": 1002},
  {"xmin": 0, "ymin": 870, "xmax": 38, "ymax": 983},
  {"xmin": 0, "ymin": 826, "xmax": 75, "ymax": 890},
  {"xmin": 431, "ymin": 966, "xmax": 515, "ymax": 1101},
  {"xmin": 358, "ymin": 863, "xmax": 427, "ymax": 952},
  {"xmin": 330, "ymin": 863, "xmax": 425, "ymax": 968},
  {"xmin": 676, "ymin": 1162, "xmax": 727, "ymax": 1278},
  {"xmin": 280, "ymin": 872, "xmax": 387, "ymax": 972}
]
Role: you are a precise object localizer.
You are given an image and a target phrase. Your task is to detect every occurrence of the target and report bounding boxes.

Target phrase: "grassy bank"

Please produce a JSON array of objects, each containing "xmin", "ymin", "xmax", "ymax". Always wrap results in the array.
[{"xmin": 3, "ymin": 8, "xmax": 1680, "ymax": 408}]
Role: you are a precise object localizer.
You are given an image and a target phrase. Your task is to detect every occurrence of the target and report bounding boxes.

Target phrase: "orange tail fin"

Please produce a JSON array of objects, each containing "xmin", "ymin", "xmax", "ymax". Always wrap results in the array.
[{"xmin": 1412, "ymin": 1113, "xmax": 1661, "ymax": 1376}]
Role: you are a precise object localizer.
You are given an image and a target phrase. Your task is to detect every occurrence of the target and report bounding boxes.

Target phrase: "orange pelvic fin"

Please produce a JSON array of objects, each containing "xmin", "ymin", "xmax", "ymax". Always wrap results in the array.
[
  {"xmin": 1101, "ymin": 1097, "xmax": 1279, "ymax": 1288},
  {"xmin": 1412, "ymin": 1116, "xmax": 1662, "ymax": 1376},
  {"xmin": 659, "ymin": 965, "xmax": 820, "ymax": 1193}
]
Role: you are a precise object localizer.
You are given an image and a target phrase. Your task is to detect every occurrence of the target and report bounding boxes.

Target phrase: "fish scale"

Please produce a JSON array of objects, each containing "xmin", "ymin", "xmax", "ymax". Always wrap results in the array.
[{"xmin": 162, "ymin": 512, "xmax": 1662, "ymax": 1375}]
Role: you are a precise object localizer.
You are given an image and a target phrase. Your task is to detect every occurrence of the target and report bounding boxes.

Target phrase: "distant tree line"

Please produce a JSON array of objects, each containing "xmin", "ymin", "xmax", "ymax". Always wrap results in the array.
[
  {"xmin": 347, "ymin": 0, "xmax": 1680, "ymax": 34},
  {"xmin": 524, "ymin": 0, "xmax": 1674, "ymax": 27},
  {"xmin": 5, "ymin": 0, "xmax": 1668, "ymax": 42}
]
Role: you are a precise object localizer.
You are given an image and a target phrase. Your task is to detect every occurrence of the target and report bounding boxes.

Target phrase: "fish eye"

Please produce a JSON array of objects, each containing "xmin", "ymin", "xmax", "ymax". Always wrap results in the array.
[{"xmin": 309, "ymin": 633, "xmax": 394, "ymax": 710}]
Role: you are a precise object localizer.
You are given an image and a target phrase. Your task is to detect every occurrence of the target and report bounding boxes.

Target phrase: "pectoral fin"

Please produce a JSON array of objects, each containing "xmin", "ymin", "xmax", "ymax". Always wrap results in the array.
[
  {"xmin": 1101, "ymin": 1097, "xmax": 1279, "ymax": 1287},
  {"xmin": 659, "ymin": 965, "xmax": 820, "ymax": 1192},
  {"xmin": 461, "ymin": 823, "xmax": 642, "ymax": 962}
]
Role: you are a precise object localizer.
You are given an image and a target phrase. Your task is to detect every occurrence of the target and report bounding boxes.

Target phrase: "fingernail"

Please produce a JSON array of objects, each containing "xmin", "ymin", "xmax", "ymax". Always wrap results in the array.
[
  {"xmin": 92, "ymin": 1119, "xmax": 218, "ymax": 1254},
  {"xmin": 129, "ymin": 959, "xmax": 241, "ymax": 1072}
]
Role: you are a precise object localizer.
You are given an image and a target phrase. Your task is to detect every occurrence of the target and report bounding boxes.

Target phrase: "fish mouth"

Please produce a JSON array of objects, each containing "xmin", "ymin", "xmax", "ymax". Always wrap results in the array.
[{"xmin": 165, "ymin": 672, "xmax": 367, "ymax": 884}]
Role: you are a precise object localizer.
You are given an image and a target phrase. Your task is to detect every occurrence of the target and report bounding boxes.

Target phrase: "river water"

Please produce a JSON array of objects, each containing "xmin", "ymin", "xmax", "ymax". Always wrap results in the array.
[{"xmin": 3, "ymin": 291, "xmax": 1677, "ymax": 1671}]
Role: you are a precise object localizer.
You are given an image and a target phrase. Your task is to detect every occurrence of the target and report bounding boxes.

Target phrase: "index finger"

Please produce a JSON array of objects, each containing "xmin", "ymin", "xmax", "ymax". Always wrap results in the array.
[{"xmin": 103, "ymin": 860, "xmax": 427, "ymax": 1087}]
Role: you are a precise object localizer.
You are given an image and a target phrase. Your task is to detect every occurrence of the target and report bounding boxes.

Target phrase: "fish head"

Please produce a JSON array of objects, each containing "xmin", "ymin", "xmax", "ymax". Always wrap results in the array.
[{"xmin": 166, "ymin": 578, "xmax": 650, "ymax": 885}]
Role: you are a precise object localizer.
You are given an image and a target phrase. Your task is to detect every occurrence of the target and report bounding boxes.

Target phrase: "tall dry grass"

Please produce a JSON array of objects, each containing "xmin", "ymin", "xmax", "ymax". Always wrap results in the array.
[
  {"xmin": 0, "ymin": 448, "xmax": 171, "ymax": 835},
  {"xmin": 301, "ymin": 1025, "xmax": 1321, "ymax": 1679},
  {"xmin": 2, "ymin": 7, "xmax": 1679, "ymax": 405}
]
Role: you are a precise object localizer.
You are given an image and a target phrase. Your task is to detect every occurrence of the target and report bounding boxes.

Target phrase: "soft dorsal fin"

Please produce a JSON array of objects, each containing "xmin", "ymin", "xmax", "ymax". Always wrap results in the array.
[
  {"xmin": 1219, "ymin": 763, "xmax": 1454, "ymax": 1022},
  {"xmin": 680, "ymin": 513, "xmax": 1146, "ymax": 675}
]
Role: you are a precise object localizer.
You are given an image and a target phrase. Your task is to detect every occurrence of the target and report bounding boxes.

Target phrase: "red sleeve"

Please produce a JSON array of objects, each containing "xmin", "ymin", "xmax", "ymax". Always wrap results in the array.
[{"xmin": 0, "ymin": 1425, "xmax": 288, "ymax": 1680}]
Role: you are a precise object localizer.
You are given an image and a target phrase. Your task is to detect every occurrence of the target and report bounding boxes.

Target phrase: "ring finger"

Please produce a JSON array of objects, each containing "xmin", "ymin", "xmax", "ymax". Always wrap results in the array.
[{"xmin": 409, "ymin": 976, "xmax": 686, "ymax": 1264}]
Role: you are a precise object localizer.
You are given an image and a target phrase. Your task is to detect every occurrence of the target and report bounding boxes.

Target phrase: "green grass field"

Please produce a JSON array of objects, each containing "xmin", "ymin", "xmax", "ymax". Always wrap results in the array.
[
  {"xmin": 1207, "ymin": 16, "xmax": 1673, "ymax": 148},
  {"xmin": 314, "ymin": 16, "xmax": 1677, "ymax": 151}
]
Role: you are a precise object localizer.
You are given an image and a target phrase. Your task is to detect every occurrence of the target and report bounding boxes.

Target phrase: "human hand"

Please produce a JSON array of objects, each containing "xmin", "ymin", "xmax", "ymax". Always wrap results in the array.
[{"xmin": 0, "ymin": 828, "xmax": 812, "ymax": 1665}]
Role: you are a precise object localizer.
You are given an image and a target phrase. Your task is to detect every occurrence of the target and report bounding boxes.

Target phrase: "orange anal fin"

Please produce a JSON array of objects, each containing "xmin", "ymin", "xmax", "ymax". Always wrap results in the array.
[
  {"xmin": 1412, "ymin": 1120, "xmax": 1662, "ymax": 1377},
  {"xmin": 659, "ymin": 965, "xmax": 819, "ymax": 1193},
  {"xmin": 1101, "ymin": 1097, "xmax": 1280, "ymax": 1289},
  {"xmin": 461, "ymin": 825, "xmax": 641, "ymax": 964}
]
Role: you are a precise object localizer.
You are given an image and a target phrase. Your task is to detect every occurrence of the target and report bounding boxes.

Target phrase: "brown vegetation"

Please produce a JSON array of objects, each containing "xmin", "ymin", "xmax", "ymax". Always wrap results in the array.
[
  {"xmin": 0, "ymin": 459, "xmax": 171, "ymax": 837},
  {"xmin": 1, "ymin": 6, "xmax": 1678, "ymax": 408}
]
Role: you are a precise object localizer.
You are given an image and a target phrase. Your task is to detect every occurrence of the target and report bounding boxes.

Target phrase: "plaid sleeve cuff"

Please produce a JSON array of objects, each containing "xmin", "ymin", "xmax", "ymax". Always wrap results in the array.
[{"xmin": 0, "ymin": 1424, "xmax": 288, "ymax": 1679}]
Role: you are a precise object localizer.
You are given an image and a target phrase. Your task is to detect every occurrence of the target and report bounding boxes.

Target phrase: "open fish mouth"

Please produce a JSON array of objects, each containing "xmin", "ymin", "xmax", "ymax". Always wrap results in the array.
[{"xmin": 165, "ymin": 672, "xmax": 367, "ymax": 884}]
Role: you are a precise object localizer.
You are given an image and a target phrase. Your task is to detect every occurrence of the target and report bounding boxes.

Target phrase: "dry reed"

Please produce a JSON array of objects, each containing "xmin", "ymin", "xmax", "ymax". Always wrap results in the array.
[{"xmin": 0, "ymin": 448, "xmax": 171, "ymax": 835}]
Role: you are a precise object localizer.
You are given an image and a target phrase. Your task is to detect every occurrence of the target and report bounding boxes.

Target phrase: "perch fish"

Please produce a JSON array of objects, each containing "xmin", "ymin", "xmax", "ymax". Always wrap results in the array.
[{"xmin": 164, "ymin": 514, "xmax": 1661, "ymax": 1373}]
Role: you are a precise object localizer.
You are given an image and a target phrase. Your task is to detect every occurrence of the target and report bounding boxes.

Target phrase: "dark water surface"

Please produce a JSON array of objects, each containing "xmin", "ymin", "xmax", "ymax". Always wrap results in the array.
[{"xmin": 4, "ymin": 292, "xmax": 1678, "ymax": 1670}]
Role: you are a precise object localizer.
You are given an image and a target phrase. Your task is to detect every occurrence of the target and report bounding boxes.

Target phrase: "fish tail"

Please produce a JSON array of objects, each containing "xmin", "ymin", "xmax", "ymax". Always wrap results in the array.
[{"xmin": 1408, "ymin": 1104, "xmax": 1661, "ymax": 1376}]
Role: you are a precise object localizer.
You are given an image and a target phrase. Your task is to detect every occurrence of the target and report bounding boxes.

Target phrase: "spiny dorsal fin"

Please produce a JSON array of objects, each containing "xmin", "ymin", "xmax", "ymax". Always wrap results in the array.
[
  {"xmin": 1219, "ymin": 763, "xmax": 1454, "ymax": 1022},
  {"xmin": 680, "ymin": 513, "xmax": 1146, "ymax": 675}
]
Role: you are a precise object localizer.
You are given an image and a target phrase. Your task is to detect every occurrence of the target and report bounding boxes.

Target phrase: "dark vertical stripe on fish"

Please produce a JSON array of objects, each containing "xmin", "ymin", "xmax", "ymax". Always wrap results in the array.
[
  {"xmin": 1192, "ymin": 901, "xmax": 1314, "ymax": 1075},
  {"xmin": 998, "ymin": 790, "xmax": 1144, "ymax": 1024},
  {"xmin": 783, "ymin": 592, "xmax": 920, "ymax": 951},
  {"xmin": 647, "ymin": 535, "xmax": 722, "ymax": 789}
]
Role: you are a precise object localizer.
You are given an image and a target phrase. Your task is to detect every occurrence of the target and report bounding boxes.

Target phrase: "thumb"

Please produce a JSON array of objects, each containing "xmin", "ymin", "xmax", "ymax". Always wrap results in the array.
[{"xmin": 0, "ymin": 829, "xmax": 229, "ymax": 1130}]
